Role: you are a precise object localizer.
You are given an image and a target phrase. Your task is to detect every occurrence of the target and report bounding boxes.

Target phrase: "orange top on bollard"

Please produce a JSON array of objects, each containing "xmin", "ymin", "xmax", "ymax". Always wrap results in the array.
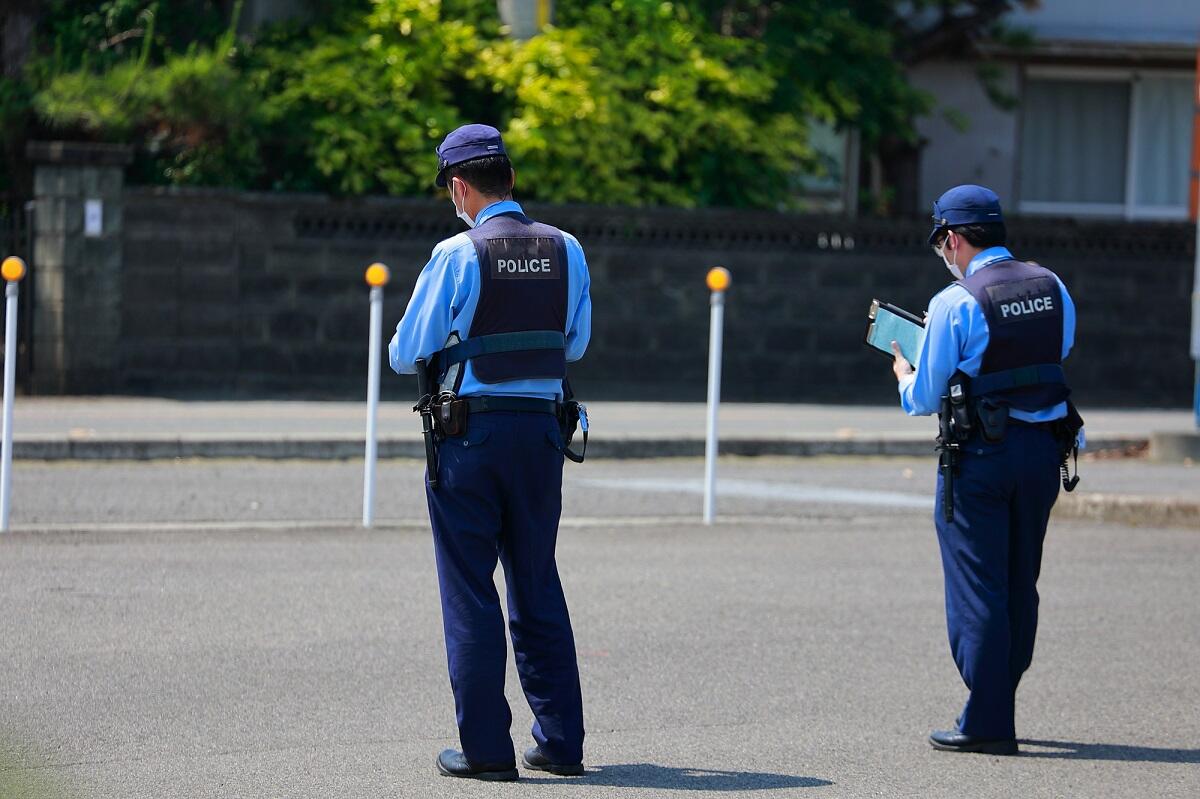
[
  {"xmin": 365, "ymin": 262, "xmax": 391, "ymax": 288},
  {"xmin": 1, "ymin": 256, "xmax": 26, "ymax": 283},
  {"xmin": 706, "ymin": 266, "xmax": 731, "ymax": 293}
]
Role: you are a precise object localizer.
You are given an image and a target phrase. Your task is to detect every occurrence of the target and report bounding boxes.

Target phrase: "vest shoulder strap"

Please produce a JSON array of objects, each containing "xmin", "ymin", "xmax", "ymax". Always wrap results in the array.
[
  {"xmin": 431, "ymin": 330, "xmax": 566, "ymax": 381},
  {"xmin": 958, "ymin": 257, "xmax": 1043, "ymax": 280},
  {"xmin": 464, "ymin": 210, "xmax": 534, "ymax": 240}
]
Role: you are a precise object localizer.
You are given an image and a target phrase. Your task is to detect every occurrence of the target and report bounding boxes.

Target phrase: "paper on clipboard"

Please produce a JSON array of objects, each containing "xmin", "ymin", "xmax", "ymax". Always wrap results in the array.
[{"xmin": 865, "ymin": 299, "xmax": 925, "ymax": 364}]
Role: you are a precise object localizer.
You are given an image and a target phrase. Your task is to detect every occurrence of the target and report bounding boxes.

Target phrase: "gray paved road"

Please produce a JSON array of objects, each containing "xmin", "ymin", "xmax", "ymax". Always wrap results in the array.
[
  {"xmin": 1, "ymin": 459, "xmax": 1198, "ymax": 798},
  {"xmin": 6, "ymin": 456, "xmax": 1196, "ymax": 528}
]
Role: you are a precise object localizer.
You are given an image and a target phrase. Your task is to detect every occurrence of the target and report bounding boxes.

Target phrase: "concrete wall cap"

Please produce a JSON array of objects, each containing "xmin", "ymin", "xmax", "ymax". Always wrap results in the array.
[{"xmin": 26, "ymin": 140, "xmax": 134, "ymax": 167}]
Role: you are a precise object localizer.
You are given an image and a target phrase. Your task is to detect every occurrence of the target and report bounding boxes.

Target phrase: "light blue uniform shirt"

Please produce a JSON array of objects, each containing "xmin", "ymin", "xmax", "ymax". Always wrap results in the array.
[
  {"xmin": 898, "ymin": 247, "xmax": 1076, "ymax": 423},
  {"xmin": 389, "ymin": 200, "xmax": 591, "ymax": 400}
]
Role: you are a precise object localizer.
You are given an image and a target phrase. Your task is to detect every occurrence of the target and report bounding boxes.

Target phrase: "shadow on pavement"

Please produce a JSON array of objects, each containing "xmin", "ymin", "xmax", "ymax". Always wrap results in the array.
[
  {"xmin": 525, "ymin": 763, "xmax": 833, "ymax": 790},
  {"xmin": 1020, "ymin": 740, "xmax": 1200, "ymax": 763}
]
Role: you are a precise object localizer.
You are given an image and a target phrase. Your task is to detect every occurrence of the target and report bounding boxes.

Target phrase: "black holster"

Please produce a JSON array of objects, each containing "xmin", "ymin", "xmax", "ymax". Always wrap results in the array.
[
  {"xmin": 1050, "ymin": 400, "xmax": 1084, "ymax": 492},
  {"xmin": 936, "ymin": 398, "xmax": 961, "ymax": 524},
  {"xmin": 413, "ymin": 359, "xmax": 441, "ymax": 489},
  {"xmin": 557, "ymin": 380, "xmax": 588, "ymax": 463},
  {"xmin": 935, "ymin": 373, "xmax": 975, "ymax": 523},
  {"xmin": 948, "ymin": 373, "xmax": 973, "ymax": 439}
]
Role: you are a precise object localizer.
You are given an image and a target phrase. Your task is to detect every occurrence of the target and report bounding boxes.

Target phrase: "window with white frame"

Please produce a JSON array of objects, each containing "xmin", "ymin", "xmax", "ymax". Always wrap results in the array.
[{"xmin": 1018, "ymin": 68, "xmax": 1193, "ymax": 220}]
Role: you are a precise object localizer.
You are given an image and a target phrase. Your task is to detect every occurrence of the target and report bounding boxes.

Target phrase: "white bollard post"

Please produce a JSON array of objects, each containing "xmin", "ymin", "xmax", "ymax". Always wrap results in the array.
[
  {"xmin": 362, "ymin": 263, "xmax": 390, "ymax": 528},
  {"xmin": 1, "ymin": 256, "xmax": 27, "ymax": 533},
  {"xmin": 703, "ymin": 267, "xmax": 731, "ymax": 525}
]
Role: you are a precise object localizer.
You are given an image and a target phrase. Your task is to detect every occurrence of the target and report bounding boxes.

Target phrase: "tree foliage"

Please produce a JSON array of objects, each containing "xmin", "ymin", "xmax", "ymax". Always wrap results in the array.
[
  {"xmin": 486, "ymin": 1, "xmax": 812, "ymax": 207},
  {"xmin": 247, "ymin": 1, "xmax": 475, "ymax": 193},
  {"xmin": 3, "ymin": 0, "xmax": 1029, "ymax": 208}
]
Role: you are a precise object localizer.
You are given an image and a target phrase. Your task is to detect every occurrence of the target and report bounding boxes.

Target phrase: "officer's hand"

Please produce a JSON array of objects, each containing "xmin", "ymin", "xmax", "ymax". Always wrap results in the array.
[{"xmin": 891, "ymin": 341, "xmax": 914, "ymax": 382}]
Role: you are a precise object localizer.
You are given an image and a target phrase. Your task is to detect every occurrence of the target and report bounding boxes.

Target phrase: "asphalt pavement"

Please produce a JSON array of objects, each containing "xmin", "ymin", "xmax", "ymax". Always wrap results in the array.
[
  {"xmin": 6, "ymin": 456, "xmax": 1198, "ymax": 528},
  {"xmin": 1, "ymin": 457, "xmax": 1198, "ymax": 798}
]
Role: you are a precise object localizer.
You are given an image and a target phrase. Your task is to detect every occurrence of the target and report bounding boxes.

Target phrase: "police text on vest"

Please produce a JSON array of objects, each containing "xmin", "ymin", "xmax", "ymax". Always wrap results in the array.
[
  {"xmin": 497, "ymin": 258, "xmax": 552, "ymax": 274},
  {"xmin": 999, "ymin": 295, "xmax": 1054, "ymax": 319}
]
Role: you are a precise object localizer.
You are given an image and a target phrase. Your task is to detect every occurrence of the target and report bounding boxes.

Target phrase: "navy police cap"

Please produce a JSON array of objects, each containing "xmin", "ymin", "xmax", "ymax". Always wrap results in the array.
[
  {"xmin": 928, "ymin": 184, "xmax": 1004, "ymax": 245},
  {"xmin": 435, "ymin": 124, "xmax": 507, "ymax": 188}
]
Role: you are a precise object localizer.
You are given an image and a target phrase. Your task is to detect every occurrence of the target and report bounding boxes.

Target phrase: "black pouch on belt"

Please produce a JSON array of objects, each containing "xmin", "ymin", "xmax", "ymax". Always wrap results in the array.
[
  {"xmin": 433, "ymin": 394, "xmax": 469, "ymax": 438},
  {"xmin": 975, "ymin": 398, "xmax": 1010, "ymax": 443}
]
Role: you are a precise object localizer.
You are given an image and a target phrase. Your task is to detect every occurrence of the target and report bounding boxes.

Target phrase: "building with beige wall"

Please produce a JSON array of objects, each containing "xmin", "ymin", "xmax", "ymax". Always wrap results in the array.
[{"xmin": 912, "ymin": 0, "xmax": 1197, "ymax": 221}]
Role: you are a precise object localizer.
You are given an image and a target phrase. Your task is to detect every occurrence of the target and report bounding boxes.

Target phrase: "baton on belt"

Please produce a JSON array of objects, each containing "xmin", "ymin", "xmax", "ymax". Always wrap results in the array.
[
  {"xmin": 936, "ymin": 395, "xmax": 959, "ymax": 523},
  {"xmin": 414, "ymin": 358, "xmax": 439, "ymax": 489}
]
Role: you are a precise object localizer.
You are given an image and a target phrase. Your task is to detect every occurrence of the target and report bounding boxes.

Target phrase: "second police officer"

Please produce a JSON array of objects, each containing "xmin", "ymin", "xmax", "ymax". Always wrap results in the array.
[
  {"xmin": 389, "ymin": 124, "xmax": 592, "ymax": 781},
  {"xmin": 889, "ymin": 184, "xmax": 1083, "ymax": 755}
]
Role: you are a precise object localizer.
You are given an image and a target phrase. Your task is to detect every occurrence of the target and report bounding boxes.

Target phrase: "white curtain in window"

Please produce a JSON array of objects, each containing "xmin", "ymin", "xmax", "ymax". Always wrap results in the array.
[
  {"xmin": 1020, "ymin": 79, "xmax": 1130, "ymax": 204},
  {"xmin": 1132, "ymin": 77, "xmax": 1192, "ymax": 210}
]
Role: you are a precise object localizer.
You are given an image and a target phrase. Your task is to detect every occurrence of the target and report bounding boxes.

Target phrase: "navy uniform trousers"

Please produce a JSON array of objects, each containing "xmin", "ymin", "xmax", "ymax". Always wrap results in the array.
[
  {"xmin": 426, "ymin": 409, "xmax": 585, "ymax": 767},
  {"xmin": 934, "ymin": 424, "xmax": 1061, "ymax": 740}
]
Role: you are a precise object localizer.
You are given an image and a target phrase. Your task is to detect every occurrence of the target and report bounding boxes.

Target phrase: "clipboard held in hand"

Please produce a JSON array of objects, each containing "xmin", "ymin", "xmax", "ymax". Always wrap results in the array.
[{"xmin": 865, "ymin": 299, "xmax": 925, "ymax": 364}]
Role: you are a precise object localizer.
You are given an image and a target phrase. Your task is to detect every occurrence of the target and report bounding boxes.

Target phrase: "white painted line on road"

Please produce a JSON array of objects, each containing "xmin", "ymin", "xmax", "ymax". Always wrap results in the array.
[
  {"xmin": 580, "ymin": 476, "xmax": 934, "ymax": 510},
  {"xmin": 563, "ymin": 515, "xmax": 822, "ymax": 528},
  {"xmin": 5, "ymin": 519, "xmax": 423, "ymax": 534},
  {"xmin": 5, "ymin": 514, "xmax": 858, "ymax": 535}
]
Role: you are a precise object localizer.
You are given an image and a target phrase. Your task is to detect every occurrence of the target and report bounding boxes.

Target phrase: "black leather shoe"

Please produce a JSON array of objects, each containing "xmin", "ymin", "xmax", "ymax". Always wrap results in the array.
[
  {"xmin": 522, "ymin": 746, "xmax": 585, "ymax": 776},
  {"xmin": 929, "ymin": 729, "xmax": 1018, "ymax": 755},
  {"xmin": 436, "ymin": 749, "xmax": 519, "ymax": 781}
]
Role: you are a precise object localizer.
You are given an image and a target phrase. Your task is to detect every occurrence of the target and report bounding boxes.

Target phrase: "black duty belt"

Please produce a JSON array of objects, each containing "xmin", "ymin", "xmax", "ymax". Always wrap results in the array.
[
  {"xmin": 464, "ymin": 396, "xmax": 558, "ymax": 415},
  {"xmin": 1007, "ymin": 417, "xmax": 1055, "ymax": 429}
]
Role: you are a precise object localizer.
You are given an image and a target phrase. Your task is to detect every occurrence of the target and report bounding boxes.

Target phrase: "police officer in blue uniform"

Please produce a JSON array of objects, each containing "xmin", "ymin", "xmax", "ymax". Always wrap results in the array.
[
  {"xmin": 389, "ymin": 124, "xmax": 592, "ymax": 781},
  {"xmin": 890, "ymin": 184, "xmax": 1082, "ymax": 755}
]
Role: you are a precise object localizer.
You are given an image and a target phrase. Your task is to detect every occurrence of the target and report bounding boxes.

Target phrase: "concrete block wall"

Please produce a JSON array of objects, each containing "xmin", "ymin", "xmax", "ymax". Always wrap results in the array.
[
  {"xmin": 120, "ymin": 192, "xmax": 437, "ymax": 397},
  {"xmin": 111, "ymin": 188, "xmax": 1196, "ymax": 407}
]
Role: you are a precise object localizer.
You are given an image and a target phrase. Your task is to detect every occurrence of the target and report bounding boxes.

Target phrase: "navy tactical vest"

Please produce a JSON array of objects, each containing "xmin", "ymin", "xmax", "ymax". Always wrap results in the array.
[
  {"xmin": 958, "ymin": 259, "xmax": 1071, "ymax": 411},
  {"xmin": 456, "ymin": 211, "xmax": 569, "ymax": 384}
]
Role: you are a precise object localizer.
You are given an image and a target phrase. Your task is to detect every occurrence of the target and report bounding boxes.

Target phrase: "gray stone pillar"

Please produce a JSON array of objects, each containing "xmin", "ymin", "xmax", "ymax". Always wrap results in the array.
[
  {"xmin": 498, "ymin": 0, "xmax": 554, "ymax": 39},
  {"xmin": 26, "ymin": 141, "xmax": 132, "ymax": 394}
]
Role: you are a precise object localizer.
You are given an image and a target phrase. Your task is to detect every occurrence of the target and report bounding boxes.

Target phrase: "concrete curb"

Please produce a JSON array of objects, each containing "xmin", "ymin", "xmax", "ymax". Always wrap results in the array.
[
  {"xmin": 1054, "ymin": 492, "xmax": 1200, "ymax": 529},
  {"xmin": 12, "ymin": 435, "xmax": 1147, "ymax": 461},
  {"xmin": 1149, "ymin": 430, "xmax": 1200, "ymax": 463}
]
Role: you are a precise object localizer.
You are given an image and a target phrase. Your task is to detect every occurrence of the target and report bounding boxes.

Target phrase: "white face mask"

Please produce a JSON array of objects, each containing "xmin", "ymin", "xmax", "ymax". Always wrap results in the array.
[
  {"xmin": 938, "ymin": 235, "xmax": 964, "ymax": 280},
  {"xmin": 450, "ymin": 179, "xmax": 476, "ymax": 228}
]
